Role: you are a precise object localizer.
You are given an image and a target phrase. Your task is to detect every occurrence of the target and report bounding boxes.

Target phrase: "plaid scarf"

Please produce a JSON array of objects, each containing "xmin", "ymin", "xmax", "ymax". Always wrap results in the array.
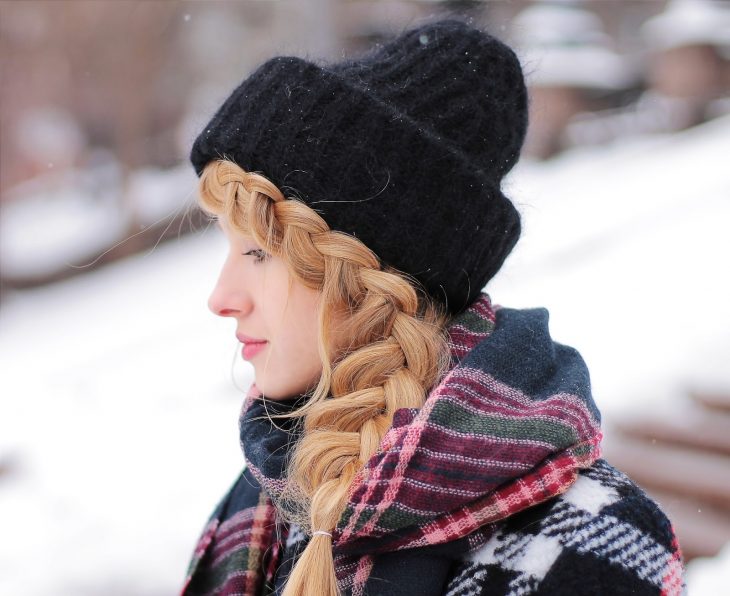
[{"xmin": 182, "ymin": 293, "xmax": 602, "ymax": 595}]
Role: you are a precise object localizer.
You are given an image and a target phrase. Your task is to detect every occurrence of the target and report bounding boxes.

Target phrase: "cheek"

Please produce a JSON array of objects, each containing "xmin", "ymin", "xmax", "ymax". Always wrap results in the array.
[
  {"xmin": 291, "ymin": 293, "xmax": 322, "ymax": 353},
  {"xmin": 288, "ymin": 291, "xmax": 323, "ymax": 371},
  {"xmin": 266, "ymin": 285, "xmax": 321, "ymax": 352}
]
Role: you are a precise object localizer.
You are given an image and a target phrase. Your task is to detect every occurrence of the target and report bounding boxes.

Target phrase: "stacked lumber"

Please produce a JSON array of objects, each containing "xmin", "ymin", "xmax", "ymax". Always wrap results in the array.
[{"xmin": 602, "ymin": 391, "xmax": 730, "ymax": 561}]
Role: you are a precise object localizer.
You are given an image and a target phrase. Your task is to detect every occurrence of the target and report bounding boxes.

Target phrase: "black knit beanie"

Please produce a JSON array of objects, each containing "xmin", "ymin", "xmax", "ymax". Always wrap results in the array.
[{"xmin": 190, "ymin": 18, "xmax": 528, "ymax": 315}]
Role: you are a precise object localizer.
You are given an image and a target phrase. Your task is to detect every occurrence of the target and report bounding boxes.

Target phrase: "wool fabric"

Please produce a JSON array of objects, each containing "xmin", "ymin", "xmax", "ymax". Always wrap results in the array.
[
  {"xmin": 276, "ymin": 461, "xmax": 686, "ymax": 596},
  {"xmin": 181, "ymin": 293, "xmax": 685, "ymax": 595},
  {"xmin": 189, "ymin": 18, "xmax": 528, "ymax": 314}
]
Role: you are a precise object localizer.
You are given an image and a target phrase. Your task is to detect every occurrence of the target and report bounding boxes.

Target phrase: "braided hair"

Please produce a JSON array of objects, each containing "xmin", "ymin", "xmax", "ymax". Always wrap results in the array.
[{"xmin": 197, "ymin": 159, "xmax": 452, "ymax": 595}]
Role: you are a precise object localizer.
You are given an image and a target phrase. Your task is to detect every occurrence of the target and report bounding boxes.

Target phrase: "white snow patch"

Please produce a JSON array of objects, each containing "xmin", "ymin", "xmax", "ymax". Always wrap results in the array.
[
  {"xmin": 0, "ymin": 229, "xmax": 251, "ymax": 596},
  {"xmin": 0, "ymin": 163, "xmax": 198, "ymax": 279},
  {"xmin": 491, "ymin": 114, "xmax": 730, "ymax": 419}
]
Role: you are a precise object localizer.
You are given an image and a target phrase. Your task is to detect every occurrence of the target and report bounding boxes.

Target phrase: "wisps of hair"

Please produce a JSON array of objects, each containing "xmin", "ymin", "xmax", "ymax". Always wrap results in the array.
[{"xmin": 197, "ymin": 159, "xmax": 452, "ymax": 596}]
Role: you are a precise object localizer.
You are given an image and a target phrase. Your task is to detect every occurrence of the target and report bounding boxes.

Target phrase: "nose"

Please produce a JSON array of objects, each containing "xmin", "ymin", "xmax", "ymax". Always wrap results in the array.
[{"xmin": 207, "ymin": 257, "xmax": 252, "ymax": 318}]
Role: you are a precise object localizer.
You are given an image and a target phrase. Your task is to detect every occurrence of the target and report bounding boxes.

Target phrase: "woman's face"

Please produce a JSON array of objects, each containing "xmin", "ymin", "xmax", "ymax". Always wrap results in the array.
[{"xmin": 208, "ymin": 218, "xmax": 324, "ymax": 400}]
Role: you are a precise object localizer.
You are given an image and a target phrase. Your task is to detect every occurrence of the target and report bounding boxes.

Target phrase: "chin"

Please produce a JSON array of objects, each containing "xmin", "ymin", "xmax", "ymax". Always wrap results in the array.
[
  {"xmin": 254, "ymin": 380, "xmax": 292, "ymax": 401},
  {"xmin": 260, "ymin": 391, "xmax": 290, "ymax": 401},
  {"xmin": 255, "ymin": 378, "xmax": 318, "ymax": 402}
]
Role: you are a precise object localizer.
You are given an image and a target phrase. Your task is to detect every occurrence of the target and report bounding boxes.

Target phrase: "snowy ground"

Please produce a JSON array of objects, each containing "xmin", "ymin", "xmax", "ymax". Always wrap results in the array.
[
  {"xmin": 491, "ymin": 113, "xmax": 730, "ymax": 419},
  {"xmin": 1, "ymin": 115, "xmax": 729, "ymax": 594},
  {"xmin": 0, "ymin": 156, "xmax": 197, "ymax": 280},
  {"xmin": 0, "ymin": 229, "xmax": 248, "ymax": 596}
]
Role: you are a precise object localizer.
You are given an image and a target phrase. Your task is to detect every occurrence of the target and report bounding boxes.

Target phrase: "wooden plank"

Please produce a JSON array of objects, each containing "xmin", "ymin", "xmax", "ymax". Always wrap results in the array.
[
  {"xmin": 601, "ymin": 435, "xmax": 730, "ymax": 510},
  {"xmin": 644, "ymin": 488, "xmax": 730, "ymax": 561},
  {"xmin": 690, "ymin": 390, "xmax": 730, "ymax": 413},
  {"xmin": 611, "ymin": 409, "xmax": 730, "ymax": 456}
]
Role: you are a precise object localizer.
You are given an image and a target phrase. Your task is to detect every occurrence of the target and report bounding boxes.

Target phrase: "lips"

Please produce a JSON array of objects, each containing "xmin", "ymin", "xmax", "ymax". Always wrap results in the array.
[
  {"xmin": 236, "ymin": 333, "xmax": 267, "ymax": 343},
  {"xmin": 237, "ymin": 333, "xmax": 268, "ymax": 360}
]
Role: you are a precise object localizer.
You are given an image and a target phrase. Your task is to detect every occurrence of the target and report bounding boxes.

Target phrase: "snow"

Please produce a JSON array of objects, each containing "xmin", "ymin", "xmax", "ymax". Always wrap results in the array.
[
  {"xmin": 0, "ymin": 231, "xmax": 250, "ymax": 595},
  {"xmin": 2, "ymin": 115, "xmax": 729, "ymax": 593},
  {"xmin": 0, "ymin": 170, "xmax": 129, "ymax": 277},
  {"xmin": 127, "ymin": 165, "xmax": 201, "ymax": 226},
  {"xmin": 510, "ymin": 3, "xmax": 633, "ymax": 90},
  {"xmin": 641, "ymin": 0, "xmax": 730, "ymax": 51},
  {"xmin": 0, "ymin": 162, "xmax": 198, "ymax": 279},
  {"xmin": 685, "ymin": 542, "xmax": 730, "ymax": 594},
  {"xmin": 15, "ymin": 106, "xmax": 85, "ymax": 165},
  {"xmin": 491, "ymin": 114, "xmax": 730, "ymax": 419}
]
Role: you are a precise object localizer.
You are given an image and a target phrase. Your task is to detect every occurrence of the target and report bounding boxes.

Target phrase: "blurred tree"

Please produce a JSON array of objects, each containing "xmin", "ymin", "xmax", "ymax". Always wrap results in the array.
[{"xmin": 0, "ymin": 0, "xmax": 187, "ymax": 203}]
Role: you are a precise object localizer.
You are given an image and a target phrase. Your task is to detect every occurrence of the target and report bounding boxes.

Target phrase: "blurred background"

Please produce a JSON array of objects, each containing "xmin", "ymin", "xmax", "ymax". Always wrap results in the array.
[{"xmin": 1, "ymin": 0, "xmax": 728, "ymax": 593}]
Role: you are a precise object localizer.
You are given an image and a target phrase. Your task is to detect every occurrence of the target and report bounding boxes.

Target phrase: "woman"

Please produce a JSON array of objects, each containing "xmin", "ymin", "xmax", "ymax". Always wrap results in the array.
[{"xmin": 181, "ymin": 18, "xmax": 684, "ymax": 596}]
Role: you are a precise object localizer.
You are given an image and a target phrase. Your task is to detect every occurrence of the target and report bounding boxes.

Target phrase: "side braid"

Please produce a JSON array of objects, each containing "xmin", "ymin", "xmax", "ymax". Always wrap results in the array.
[{"xmin": 197, "ymin": 159, "xmax": 452, "ymax": 596}]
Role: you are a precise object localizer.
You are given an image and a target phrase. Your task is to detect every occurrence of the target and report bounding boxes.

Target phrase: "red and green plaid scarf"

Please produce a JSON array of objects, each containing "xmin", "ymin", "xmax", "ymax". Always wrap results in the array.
[{"xmin": 182, "ymin": 293, "xmax": 602, "ymax": 595}]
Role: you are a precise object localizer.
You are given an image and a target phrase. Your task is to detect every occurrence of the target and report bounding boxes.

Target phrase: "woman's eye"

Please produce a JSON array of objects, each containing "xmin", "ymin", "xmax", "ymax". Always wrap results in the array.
[{"xmin": 243, "ymin": 249, "xmax": 270, "ymax": 264}]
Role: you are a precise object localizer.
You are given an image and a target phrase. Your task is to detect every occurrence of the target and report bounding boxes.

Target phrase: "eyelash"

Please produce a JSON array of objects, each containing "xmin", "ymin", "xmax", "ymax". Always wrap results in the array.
[{"xmin": 243, "ymin": 249, "xmax": 269, "ymax": 264}]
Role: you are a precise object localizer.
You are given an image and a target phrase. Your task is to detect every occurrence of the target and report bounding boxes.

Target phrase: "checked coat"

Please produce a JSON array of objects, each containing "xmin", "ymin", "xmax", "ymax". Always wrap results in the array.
[{"xmin": 182, "ymin": 293, "xmax": 685, "ymax": 595}]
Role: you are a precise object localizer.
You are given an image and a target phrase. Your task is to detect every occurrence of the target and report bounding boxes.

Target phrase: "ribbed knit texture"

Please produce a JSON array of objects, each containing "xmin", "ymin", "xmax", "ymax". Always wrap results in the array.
[{"xmin": 189, "ymin": 19, "xmax": 528, "ymax": 314}]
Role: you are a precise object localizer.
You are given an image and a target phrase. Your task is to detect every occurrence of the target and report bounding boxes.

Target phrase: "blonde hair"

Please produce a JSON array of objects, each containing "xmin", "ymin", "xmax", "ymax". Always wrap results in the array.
[{"xmin": 197, "ymin": 159, "xmax": 452, "ymax": 596}]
